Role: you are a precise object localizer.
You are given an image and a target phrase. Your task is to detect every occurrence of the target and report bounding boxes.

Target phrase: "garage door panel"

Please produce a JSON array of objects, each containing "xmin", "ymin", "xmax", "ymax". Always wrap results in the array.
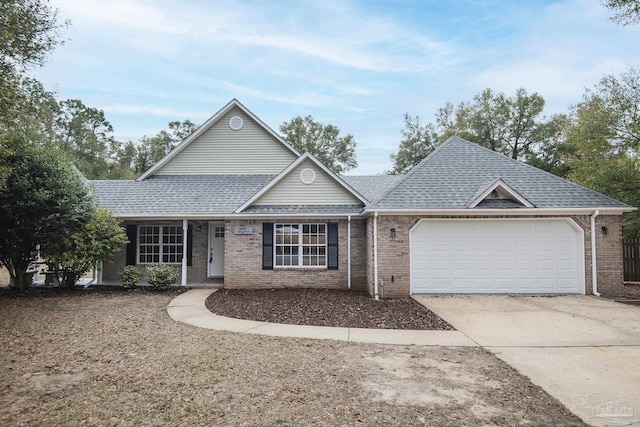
[
  {"xmin": 536, "ymin": 259, "xmax": 554, "ymax": 271},
  {"xmin": 411, "ymin": 219, "xmax": 585, "ymax": 294},
  {"xmin": 515, "ymin": 240, "xmax": 533, "ymax": 251}
]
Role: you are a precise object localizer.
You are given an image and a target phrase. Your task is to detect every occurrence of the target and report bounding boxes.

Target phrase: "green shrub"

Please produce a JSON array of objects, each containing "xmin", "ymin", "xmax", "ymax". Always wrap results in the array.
[
  {"xmin": 120, "ymin": 266, "xmax": 142, "ymax": 289},
  {"xmin": 146, "ymin": 264, "xmax": 179, "ymax": 290}
]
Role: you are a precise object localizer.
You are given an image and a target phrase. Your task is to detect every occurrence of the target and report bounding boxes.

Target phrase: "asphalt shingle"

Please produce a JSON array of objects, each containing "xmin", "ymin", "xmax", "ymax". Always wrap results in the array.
[
  {"xmin": 242, "ymin": 205, "xmax": 364, "ymax": 215},
  {"xmin": 373, "ymin": 137, "xmax": 630, "ymax": 209},
  {"xmin": 91, "ymin": 175, "xmax": 275, "ymax": 217},
  {"xmin": 91, "ymin": 137, "xmax": 629, "ymax": 217},
  {"xmin": 341, "ymin": 175, "xmax": 405, "ymax": 204}
]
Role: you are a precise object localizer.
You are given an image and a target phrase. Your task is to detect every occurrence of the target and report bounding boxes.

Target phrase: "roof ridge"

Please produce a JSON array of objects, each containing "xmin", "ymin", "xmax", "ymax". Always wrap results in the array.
[
  {"xmin": 451, "ymin": 137, "xmax": 632, "ymax": 208},
  {"xmin": 371, "ymin": 137, "xmax": 456, "ymax": 208},
  {"xmin": 371, "ymin": 136, "xmax": 457, "ymax": 208}
]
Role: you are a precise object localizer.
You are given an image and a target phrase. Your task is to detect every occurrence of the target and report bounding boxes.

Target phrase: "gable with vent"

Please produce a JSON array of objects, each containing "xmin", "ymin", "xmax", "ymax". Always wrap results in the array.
[
  {"xmin": 236, "ymin": 154, "xmax": 367, "ymax": 212},
  {"xmin": 138, "ymin": 100, "xmax": 299, "ymax": 179},
  {"xmin": 467, "ymin": 178, "xmax": 534, "ymax": 209}
]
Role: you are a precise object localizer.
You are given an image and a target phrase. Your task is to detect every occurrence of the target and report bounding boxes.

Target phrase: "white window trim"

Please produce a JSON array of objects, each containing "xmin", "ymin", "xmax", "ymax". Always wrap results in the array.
[
  {"xmin": 137, "ymin": 225, "xmax": 183, "ymax": 265},
  {"xmin": 274, "ymin": 223, "xmax": 327, "ymax": 269}
]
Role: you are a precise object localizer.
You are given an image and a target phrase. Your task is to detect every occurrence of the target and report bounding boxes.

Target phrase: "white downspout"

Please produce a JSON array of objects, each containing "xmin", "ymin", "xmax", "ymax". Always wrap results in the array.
[
  {"xmin": 181, "ymin": 219, "xmax": 188, "ymax": 286},
  {"xmin": 347, "ymin": 215, "xmax": 352, "ymax": 290},
  {"xmin": 373, "ymin": 211, "xmax": 379, "ymax": 300},
  {"xmin": 591, "ymin": 210, "xmax": 601, "ymax": 296}
]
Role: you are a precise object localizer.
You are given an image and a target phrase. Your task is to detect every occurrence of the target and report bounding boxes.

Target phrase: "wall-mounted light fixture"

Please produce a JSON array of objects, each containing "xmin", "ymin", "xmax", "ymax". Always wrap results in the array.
[
  {"xmin": 601, "ymin": 226, "xmax": 608, "ymax": 235},
  {"xmin": 390, "ymin": 228, "xmax": 396, "ymax": 238}
]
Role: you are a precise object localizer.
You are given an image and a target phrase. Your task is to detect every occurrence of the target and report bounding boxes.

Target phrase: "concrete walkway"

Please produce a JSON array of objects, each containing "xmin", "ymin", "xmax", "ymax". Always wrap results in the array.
[
  {"xmin": 414, "ymin": 295, "xmax": 640, "ymax": 427},
  {"xmin": 167, "ymin": 289, "xmax": 476, "ymax": 346}
]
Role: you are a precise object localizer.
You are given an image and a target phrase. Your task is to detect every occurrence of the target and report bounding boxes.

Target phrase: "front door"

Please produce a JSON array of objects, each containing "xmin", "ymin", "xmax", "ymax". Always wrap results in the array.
[{"xmin": 208, "ymin": 222, "xmax": 225, "ymax": 277}]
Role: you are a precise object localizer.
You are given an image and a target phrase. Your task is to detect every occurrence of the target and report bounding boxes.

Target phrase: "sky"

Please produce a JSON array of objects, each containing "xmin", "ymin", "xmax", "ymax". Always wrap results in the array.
[{"xmin": 35, "ymin": 0, "xmax": 640, "ymax": 175}]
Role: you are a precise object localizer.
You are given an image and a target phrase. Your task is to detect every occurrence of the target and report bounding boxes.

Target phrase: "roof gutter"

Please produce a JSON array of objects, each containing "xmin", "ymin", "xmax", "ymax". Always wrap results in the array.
[
  {"xmin": 114, "ymin": 213, "xmax": 365, "ymax": 220},
  {"xmin": 591, "ymin": 210, "xmax": 601, "ymax": 297},
  {"xmin": 363, "ymin": 207, "xmax": 635, "ymax": 216}
]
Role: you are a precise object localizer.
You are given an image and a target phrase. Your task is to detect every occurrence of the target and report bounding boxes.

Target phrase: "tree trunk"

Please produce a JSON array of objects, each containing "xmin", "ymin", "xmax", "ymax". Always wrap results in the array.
[
  {"xmin": 62, "ymin": 269, "xmax": 80, "ymax": 288},
  {"xmin": 7, "ymin": 260, "xmax": 30, "ymax": 290}
]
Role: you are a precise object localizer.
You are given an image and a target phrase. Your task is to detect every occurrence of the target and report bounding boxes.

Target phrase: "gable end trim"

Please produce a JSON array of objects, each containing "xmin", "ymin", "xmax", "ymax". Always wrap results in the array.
[
  {"xmin": 467, "ymin": 178, "xmax": 535, "ymax": 208},
  {"xmin": 137, "ymin": 99, "xmax": 300, "ymax": 181},
  {"xmin": 234, "ymin": 152, "xmax": 368, "ymax": 213}
]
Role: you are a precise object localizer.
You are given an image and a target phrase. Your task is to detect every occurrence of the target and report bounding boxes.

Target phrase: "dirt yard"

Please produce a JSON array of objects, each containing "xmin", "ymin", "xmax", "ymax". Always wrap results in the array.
[
  {"xmin": 206, "ymin": 288, "xmax": 453, "ymax": 330},
  {"xmin": 0, "ymin": 288, "xmax": 584, "ymax": 426}
]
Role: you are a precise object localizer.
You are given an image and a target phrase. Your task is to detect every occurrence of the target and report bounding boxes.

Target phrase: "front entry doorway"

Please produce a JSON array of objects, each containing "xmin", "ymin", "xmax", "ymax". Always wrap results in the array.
[{"xmin": 207, "ymin": 222, "xmax": 225, "ymax": 278}]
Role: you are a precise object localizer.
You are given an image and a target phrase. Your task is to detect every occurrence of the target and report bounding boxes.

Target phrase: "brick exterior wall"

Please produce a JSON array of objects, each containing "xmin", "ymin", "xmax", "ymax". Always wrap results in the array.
[
  {"xmin": 102, "ymin": 220, "xmax": 209, "ymax": 283},
  {"xmin": 224, "ymin": 218, "xmax": 367, "ymax": 290},
  {"xmin": 102, "ymin": 213, "xmax": 625, "ymax": 297},
  {"xmin": 594, "ymin": 215, "xmax": 625, "ymax": 296},
  {"xmin": 367, "ymin": 214, "xmax": 625, "ymax": 298}
]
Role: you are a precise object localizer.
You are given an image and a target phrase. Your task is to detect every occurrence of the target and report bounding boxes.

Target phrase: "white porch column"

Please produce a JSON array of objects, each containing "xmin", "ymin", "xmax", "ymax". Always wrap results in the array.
[{"xmin": 181, "ymin": 219, "xmax": 188, "ymax": 286}]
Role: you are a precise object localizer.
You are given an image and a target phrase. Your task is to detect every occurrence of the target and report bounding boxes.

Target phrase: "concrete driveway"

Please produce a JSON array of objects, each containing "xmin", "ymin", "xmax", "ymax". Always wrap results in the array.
[{"xmin": 414, "ymin": 295, "xmax": 640, "ymax": 426}]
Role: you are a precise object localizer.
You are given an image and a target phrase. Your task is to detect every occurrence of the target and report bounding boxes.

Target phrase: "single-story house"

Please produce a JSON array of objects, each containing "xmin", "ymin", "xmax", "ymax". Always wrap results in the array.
[{"xmin": 92, "ymin": 99, "xmax": 634, "ymax": 298}]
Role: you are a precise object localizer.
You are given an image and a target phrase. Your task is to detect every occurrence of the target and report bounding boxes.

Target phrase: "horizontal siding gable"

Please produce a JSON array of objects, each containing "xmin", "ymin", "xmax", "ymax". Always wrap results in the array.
[
  {"xmin": 254, "ymin": 159, "xmax": 363, "ymax": 206},
  {"xmin": 155, "ymin": 107, "xmax": 297, "ymax": 175}
]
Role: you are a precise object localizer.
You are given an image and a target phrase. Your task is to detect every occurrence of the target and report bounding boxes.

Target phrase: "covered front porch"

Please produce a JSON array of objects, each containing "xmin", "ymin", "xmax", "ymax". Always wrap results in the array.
[{"xmin": 101, "ymin": 219, "xmax": 225, "ymax": 286}]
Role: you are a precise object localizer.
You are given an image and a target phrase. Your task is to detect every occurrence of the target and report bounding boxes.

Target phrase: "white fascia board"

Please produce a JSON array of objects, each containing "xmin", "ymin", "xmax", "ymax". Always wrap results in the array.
[
  {"xmin": 302, "ymin": 152, "xmax": 369, "ymax": 205},
  {"xmin": 234, "ymin": 154, "xmax": 309, "ymax": 213},
  {"xmin": 234, "ymin": 99, "xmax": 300, "ymax": 157},
  {"xmin": 116, "ymin": 213, "xmax": 364, "ymax": 221},
  {"xmin": 363, "ymin": 207, "xmax": 635, "ymax": 216},
  {"xmin": 234, "ymin": 152, "xmax": 368, "ymax": 213},
  {"xmin": 467, "ymin": 178, "xmax": 534, "ymax": 208},
  {"xmin": 137, "ymin": 99, "xmax": 300, "ymax": 181}
]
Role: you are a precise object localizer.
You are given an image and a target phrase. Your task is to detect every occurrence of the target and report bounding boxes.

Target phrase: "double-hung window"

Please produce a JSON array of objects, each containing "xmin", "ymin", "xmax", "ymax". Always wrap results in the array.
[
  {"xmin": 138, "ymin": 225, "xmax": 183, "ymax": 264},
  {"xmin": 274, "ymin": 223, "xmax": 326, "ymax": 267}
]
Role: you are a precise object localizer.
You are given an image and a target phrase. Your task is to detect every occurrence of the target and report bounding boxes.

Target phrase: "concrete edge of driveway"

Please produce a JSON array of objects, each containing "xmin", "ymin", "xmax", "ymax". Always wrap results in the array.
[{"xmin": 167, "ymin": 289, "xmax": 477, "ymax": 347}]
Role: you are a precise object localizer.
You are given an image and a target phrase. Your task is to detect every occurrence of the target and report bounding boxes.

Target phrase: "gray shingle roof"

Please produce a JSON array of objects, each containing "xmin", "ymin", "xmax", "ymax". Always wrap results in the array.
[
  {"xmin": 91, "ymin": 174, "xmax": 401, "ymax": 217},
  {"xmin": 373, "ymin": 136, "xmax": 630, "ymax": 210},
  {"xmin": 91, "ymin": 137, "xmax": 629, "ymax": 217},
  {"xmin": 92, "ymin": 175, "xmax": 275, "ymax": 217},
  {"xmin": 341, "ymin": 175, "xmax": 405, "ymax": 204},
  {"xmin": 242, "ymin": 205, "xmax": 364, "ymax": 215}
]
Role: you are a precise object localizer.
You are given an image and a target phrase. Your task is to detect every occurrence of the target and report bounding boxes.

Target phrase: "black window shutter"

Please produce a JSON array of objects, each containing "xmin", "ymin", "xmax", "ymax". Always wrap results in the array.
[
  {"xmin": 263, "ymin": 223, "xmax": 273, "ymax": 270},
  {"xmin": 125, "ymin": 225, "xmax": 137, "ymax": 266},
  {"xmin": 327, "ymin": 222, "xmax": 338, "ymax": 270},
  {"xmin": 187, "ymin": 225, "xmax": 193, "ymax": 267}
]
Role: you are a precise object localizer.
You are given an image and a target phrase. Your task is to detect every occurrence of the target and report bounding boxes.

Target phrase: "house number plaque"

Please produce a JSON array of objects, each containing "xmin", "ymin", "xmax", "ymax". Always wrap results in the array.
[{"xmin": 234, "ymin": 226, "xmax": 253, "ymax": 235}]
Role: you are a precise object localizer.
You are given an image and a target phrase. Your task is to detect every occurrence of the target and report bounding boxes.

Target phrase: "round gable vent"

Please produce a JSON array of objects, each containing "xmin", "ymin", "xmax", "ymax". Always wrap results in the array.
[
  {"xmin": 300, "ymin": 168, "xmax": 316, "ymax": 185},
  {"xmin": 229, "ymin": 116, "xmax": 244, "ymax": 130}
]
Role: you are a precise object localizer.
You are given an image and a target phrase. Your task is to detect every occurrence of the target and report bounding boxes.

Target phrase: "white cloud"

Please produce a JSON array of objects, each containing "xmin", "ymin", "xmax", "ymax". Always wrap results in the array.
[
  {"xmin": 43, "ymin": 0, "xmax": 640, "ymax": 176},
  {"xmin": 215, "ymin": 81, "xmax": 339, "ymax": 108},
  {"xmin": 99, "ymin": 104, "xmax": 211, "ymax": 119},
  {"xmin": 53, "ymin": 0, "xmax": 454, "ymax": 73},
  {"xmin": 459, "ymin": 0, "xmax": 640, "ymax": 114}
]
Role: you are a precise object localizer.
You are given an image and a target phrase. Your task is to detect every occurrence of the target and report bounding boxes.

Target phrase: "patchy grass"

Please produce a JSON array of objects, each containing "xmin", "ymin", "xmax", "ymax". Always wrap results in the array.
[{"xmin": 0, "ymin": 289, "xmax": 584, "ymax": 426}]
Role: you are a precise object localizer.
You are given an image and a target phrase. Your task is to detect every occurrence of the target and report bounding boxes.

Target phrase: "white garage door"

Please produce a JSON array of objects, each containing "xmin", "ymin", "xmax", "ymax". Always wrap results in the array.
[{"xmin": 410, "ymin": 219, "xmax": 585, "ymax": 294}]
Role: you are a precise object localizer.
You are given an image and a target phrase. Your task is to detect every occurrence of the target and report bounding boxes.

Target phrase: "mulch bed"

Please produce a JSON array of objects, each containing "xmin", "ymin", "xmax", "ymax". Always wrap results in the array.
[{"xmin": 205, "ymin": 288, "xmax": 454, "ymax": 330}]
